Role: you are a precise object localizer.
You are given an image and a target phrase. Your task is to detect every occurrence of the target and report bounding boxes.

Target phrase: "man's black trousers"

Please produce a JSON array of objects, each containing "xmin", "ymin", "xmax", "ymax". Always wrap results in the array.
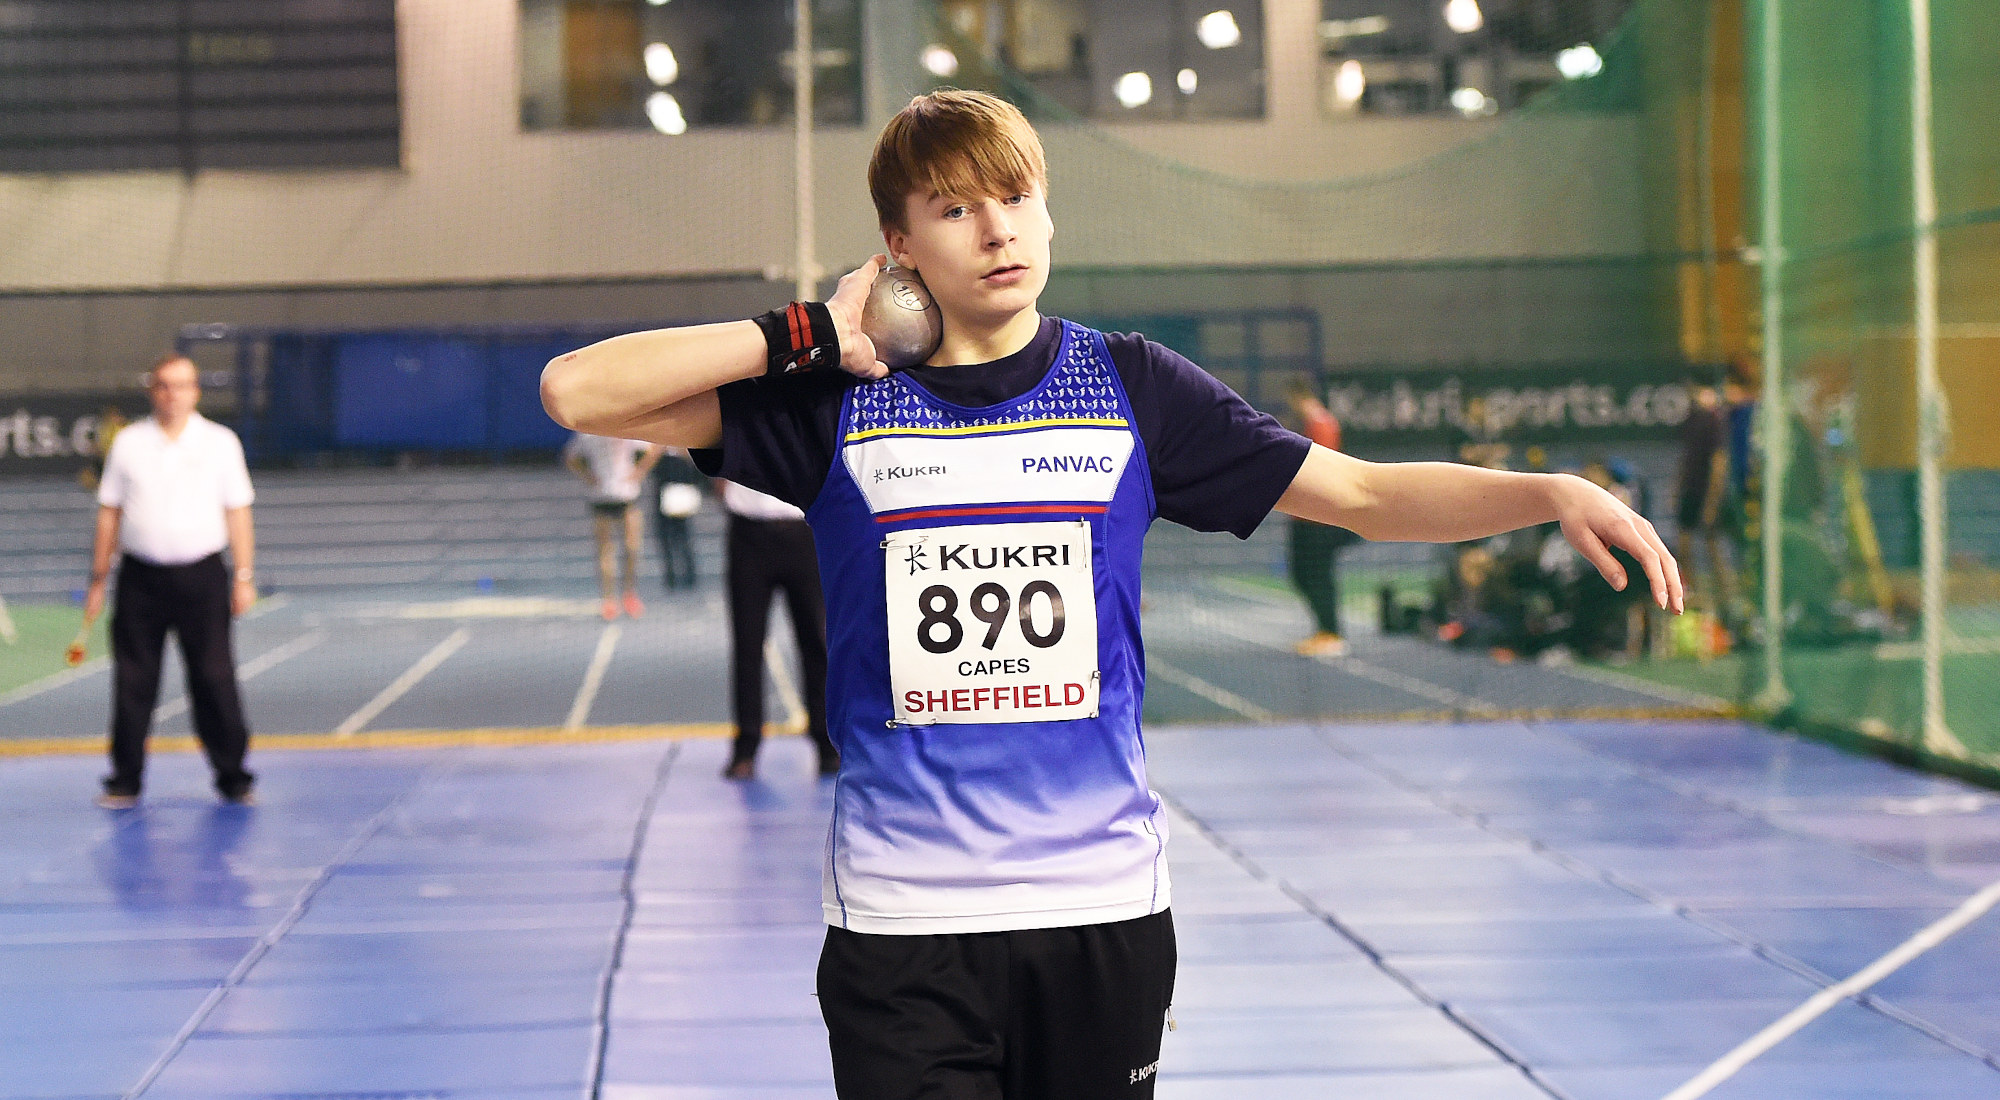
[
  {"xmin": 725, "ymin": 514, "xmax": 833, "ymax": 766},
  {"xmin": 107, "ymin": 553, "xmax": 254, "ymax": 797}
]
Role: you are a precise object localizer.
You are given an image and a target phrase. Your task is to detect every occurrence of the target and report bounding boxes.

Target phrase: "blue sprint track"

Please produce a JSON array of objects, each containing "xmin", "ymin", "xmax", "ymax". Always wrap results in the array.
[{"xmin": 3, "ymin": 718, "xmax": 1999, "ymax": 1099}]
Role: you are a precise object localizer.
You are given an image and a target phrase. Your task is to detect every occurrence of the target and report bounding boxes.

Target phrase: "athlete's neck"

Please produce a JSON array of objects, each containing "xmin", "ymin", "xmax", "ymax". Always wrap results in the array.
[{"xmin": 931, "ymin": 309, "xmax": 1042, "ymax": 367}]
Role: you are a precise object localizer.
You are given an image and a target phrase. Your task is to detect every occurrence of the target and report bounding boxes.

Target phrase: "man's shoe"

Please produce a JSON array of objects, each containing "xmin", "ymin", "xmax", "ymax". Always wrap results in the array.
[
  {"xmin": 600, "ymin": 599, "xmax": 619, "ymax": 621},
  {"xmin": 95, "ymin": 792, "xmax": 138, "ymax": 810},
  {"xmin": 221, "ymin": 788, "xmax": 257, "ymax": 806},
  {"xmin": 1295, "ymin": 632, "xmax": 1347, "ymax": 658},
  {"xmin": 622, "ymin": 592, "xmax": 645, "ymax": 619},
  {"xmin": 722, "ymin": 759, "xmax": 755, "ymax": 781}
]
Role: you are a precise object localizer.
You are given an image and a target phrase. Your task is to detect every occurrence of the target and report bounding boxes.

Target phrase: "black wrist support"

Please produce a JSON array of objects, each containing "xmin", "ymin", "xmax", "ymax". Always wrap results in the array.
[{"xmin": 753, "ymin": 301, "xmax": 840, "ymax": 376}]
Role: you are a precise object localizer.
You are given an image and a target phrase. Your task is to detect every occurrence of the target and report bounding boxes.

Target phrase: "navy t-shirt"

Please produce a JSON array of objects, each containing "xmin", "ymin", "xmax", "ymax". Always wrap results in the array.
[{"xmin": 695, "ymin": 315, "xmax": 1311, "ymax": 537}]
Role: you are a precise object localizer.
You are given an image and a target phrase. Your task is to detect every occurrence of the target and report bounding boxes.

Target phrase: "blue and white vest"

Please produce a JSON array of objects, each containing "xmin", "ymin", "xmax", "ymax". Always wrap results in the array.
[{"xmin": 807, "ymin": 319, "xmax": 1170, "ymax": 933}]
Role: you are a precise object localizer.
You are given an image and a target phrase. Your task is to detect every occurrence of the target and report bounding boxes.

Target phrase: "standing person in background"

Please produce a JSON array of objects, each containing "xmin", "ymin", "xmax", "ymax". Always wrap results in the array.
[
  {"xmin": 564, "ymin": 432, "xmax": 659, "ymax": 620},
  {"xmin": 651, "ymin": 445, "xmax": 706, "ymax": 590},
  {"xmin": 1284, "ymin": 378, "xmax": 1357, "ymax": 657},
  {"xmin": 719, "ymin": 480, "xmax": 836, "ymax": 780},
  {"xmin": 1676, "ymin": 373, "xmax": 1734, "ymax": 615},
  {"xmin": 85, "ymin": 354, "xmax": 258, "ymax": 809}
]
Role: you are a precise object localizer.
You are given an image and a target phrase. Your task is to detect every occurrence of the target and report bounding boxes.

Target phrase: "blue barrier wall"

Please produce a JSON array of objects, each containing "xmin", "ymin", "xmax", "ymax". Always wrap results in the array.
[
  {"xmin": 193, "ymin": 312, "xmax": 1319, "ymax": 464},
  {"xmin": 208, "ymin": 327, "xmax": 627, "ymax": 463}
]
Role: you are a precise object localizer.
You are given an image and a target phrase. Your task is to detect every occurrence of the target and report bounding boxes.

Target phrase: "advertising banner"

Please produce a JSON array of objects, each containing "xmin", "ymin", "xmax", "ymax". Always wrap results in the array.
[
  {"xmin": 1324, "ymin": 364, "xmax": 1693, "ymax": 444},
  {"xmin": 0, "ymin": 394, "xmax": 150, "ymax": 477}
]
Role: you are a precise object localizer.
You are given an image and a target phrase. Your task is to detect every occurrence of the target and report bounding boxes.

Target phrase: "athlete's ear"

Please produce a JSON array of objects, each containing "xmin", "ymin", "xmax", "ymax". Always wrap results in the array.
[{"xmin": 883, "ymin": 225, "xmax": 913, "ymax": 270}]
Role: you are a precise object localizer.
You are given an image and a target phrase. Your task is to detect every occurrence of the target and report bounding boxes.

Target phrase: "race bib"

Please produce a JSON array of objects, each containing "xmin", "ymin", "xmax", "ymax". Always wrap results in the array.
[{"xmin": 883, "ymin": 521, "xmax": 1099, "ymax": 725}]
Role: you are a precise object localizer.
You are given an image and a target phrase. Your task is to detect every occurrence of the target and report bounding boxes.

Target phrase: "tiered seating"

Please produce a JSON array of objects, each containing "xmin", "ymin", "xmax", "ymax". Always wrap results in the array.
[{"xmin": 0, "ymin": 468, "xmax": 719, "ymax": 600}]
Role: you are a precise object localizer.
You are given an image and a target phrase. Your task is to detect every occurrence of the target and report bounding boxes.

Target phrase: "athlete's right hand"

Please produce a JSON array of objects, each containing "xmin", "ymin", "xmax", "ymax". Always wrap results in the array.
[{"xmin": 825, "ymin": 255, "xmax": 891, "ymax": 380}]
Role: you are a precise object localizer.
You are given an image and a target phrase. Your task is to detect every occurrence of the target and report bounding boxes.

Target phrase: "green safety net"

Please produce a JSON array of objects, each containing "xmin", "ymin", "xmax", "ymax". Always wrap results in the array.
[
  {"xmin": 871, "ymin": 0, "xmax": 2000, "ymax": 778},
  {"xmin": 1743, "ymin": 0, "xmax": 2000, "ymax": 765}
]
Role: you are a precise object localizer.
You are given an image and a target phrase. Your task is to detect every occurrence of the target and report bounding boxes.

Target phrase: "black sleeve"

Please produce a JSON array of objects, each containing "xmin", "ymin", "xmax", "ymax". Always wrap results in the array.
[
  {"xmin": 1106, "ymin": 333, "xmax": 1312, "ymax": 539},
  {"xmin": 690, "ymin": 372, "xmax": 849, "ymax": 511}
]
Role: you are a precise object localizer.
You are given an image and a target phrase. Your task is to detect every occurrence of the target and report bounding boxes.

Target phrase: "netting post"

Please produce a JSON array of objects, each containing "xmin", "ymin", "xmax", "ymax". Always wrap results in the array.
[
  {"xmin": 1752, "ymin": 0, "xmax": 1790, "ymax": 712},
  {"xmin": 794, "ymin": 0, "xmax": 817, "ymax": 301},
  {"xmin": 1909, "ymin": 0, "xmax": 1960, "ymax": 756}
]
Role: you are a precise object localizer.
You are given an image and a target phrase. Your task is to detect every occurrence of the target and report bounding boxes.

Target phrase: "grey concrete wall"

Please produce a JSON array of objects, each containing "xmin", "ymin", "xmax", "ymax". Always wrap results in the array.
[{"xmin": 0, "ymin": 0, "xmax": 1651, "ymax": 393}]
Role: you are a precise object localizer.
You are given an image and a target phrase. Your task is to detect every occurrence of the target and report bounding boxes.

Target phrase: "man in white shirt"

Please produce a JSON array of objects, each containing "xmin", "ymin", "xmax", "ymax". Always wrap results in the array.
[
  {"xmin": 718, "ymin": 481, "xmax": 836, "ymax": 780},
  {"xmin": 84, "ymin": 355, "xmax": 259, "ymax": 809},
  {"xmin": 563, "ymin": 432, "xmax": 660, "ymax": 620}
]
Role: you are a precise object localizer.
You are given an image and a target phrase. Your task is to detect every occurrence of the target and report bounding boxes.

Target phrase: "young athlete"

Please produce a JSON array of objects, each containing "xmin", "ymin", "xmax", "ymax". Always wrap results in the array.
[{"xmin": 542, "ymin": 89, "xmax": 1681, "ymax": 1100}]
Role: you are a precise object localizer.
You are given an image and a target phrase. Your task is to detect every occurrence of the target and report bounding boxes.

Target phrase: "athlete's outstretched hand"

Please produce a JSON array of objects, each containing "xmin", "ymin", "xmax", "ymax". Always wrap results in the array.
[
  {"xmin": 826, "ymin": 255, "xmax": 892, "ymax": 380},
  {"xmin": 1550, "ymin": 474, "xmax": 1684, "ymax": 613}
]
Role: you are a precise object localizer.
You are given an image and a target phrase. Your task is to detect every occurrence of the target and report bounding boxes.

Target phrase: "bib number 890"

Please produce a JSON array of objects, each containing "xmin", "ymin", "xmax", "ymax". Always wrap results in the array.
[{"xmin": 917, "ymin": 581, "xmax": 1066, "ymax": 654}]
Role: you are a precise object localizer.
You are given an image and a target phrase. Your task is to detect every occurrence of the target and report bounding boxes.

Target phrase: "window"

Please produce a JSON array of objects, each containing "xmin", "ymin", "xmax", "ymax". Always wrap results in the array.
[
  {"xmin": 1319, "ymin": 0, "xmax": 1631, "ymax": 118},
  {"xmin": 0, "ymin": 0, "xmax": 400, "ymax": 172},
  {"xmin": 927, "ymin": 0, "xmax": 1265, "ymax": 121},
  {"xmin": 519, "ymin": 0, "xmax": 861, "ymax": 132}
]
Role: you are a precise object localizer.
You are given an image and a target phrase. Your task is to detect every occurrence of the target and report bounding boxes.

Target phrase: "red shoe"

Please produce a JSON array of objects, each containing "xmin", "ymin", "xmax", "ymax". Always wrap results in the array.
[
  {"xmin": 601, "ymin": 599, "xmax": 618, "ymax": 621},
  {"xmin": 622, "ymin": 592, "xmax": 645, "ymax": 619}
]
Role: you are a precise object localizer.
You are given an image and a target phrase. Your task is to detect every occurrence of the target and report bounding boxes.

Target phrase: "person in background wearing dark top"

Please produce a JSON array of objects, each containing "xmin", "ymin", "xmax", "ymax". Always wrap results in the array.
[
  {"xmin": 1283, "ymin": 378, "xmax": 1356, "ymax": 657},
  {"xmin": 651, "ymin": 445, "xmax": 706, "ymax": 590},
  {"xmin": 84, "ymin": 355, "xmax": 258, "ymax": 809},
  {"xmin": 541, "ymin": 89, "xmax": 1679, "ymax": 1100},
  {"xmin": 717, "ymin": 479, "xmax": 837, "ymax": 780},
  {"xmin": 1676, "ymin": 373, "xmax": 1735, "ymax": 617}
]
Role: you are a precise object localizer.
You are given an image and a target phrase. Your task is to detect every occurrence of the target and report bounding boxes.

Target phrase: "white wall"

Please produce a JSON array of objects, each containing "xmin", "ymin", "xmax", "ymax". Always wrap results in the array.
[{"xmin": 0, "ymin": 0, "xmax": 1642, "ymax": 295}]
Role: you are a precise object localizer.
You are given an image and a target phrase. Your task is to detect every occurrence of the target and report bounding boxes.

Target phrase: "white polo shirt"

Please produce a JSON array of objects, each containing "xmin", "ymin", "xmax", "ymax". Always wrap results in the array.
[
  {"xmin": 565, "ymin": 433, "xmax": 651, "ymax": 504},
  {"xmin": 97, "ymin": 413, "xmax": 255, "ymax": 566},
  {"xmin": 720, "ymin": 481, "xmax": 805, "ymax": 521}
]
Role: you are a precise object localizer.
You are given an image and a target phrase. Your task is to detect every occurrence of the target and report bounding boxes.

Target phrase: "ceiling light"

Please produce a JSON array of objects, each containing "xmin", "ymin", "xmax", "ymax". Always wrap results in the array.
[
  {"xmin": 643, "ymin": 42, "xmax": 678, "ymax": 86},
  {"xmin": 646, "ymin": 91, "xmax": 687, "ymax": 135},
  {"xmin": 1334, "ymin": 59, "xmax": 1365, "ymax": 106},
  {"xmin": 1320, "ymin": 15, "xmax": 1390, "ymax": 41},
  {"xmin": 1444, "ymin": 0, "xmax": 1483, "ymax": 34},
  {"xmin": 1450, "ymin": 86, "xmax": 1496, "ymax": 116},
  {"xmin": 1177, "ymin": 68, "xmax": 1198, "ymax": 94},
  {"xmin": 1196, "ymin": 10, "xmax": 1242, "ymax": 49},
  {"xmin": 921, "ymin": 44, "xmax": 959, "ymax": 78},
  {"xmin": 1113, "ymin": 71, "xmax": 1153, "ymax": 109},
  {"xmin": 1556, "ymin": 43, "xmax": 1604, "ymax": 79}
]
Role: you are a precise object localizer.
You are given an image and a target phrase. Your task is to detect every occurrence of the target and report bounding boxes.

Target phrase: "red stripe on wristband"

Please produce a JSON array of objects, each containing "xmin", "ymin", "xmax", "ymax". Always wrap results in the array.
[{"xmin": 787, "ymin": 303, "xmax": 807, "ymax": 350}]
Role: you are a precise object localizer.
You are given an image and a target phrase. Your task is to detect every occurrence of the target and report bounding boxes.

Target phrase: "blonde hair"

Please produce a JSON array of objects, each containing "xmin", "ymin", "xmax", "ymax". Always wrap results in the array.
[{"xmin": 867, "ymin": 89, "xmax": 1048, "ymax": 231}]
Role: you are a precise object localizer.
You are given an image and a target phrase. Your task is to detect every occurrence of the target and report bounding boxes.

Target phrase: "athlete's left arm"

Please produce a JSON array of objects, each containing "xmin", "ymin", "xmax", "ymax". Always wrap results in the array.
[{"xmin": 1275, "ymin": 445, "xmax": 1684, "ymax": 612}]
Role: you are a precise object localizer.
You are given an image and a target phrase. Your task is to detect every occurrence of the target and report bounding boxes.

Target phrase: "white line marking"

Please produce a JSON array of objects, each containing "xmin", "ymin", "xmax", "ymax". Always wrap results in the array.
[
  {"xmin": 0, "ymin": 594, "xmax": 16, "ymax": 644},
  {"xmin": 1539, "ymin": 659, "xmax": 1733, "ymax": 709},
  {"xmin": 1202, "ymin": 615, "xmax": 1502, "ymax": 716},
  {"xmin": 1339, "ymin": 656, "xmax": 1502, "ymax": 716},
  {"xmin": 1148, "ymin": 657, "xmax": 1276, "ymax": 722},
  {"xmin": 240, "ymin": 593, "xmax": 292, "ymax": 621},
  {"xmin": 334, "ymin": 627, "xmax": 470, "ymax": 737},
  {"xmin": 2, "ymin": 594, "xmax": 294, "ymax": 710},
  {"xmin": 764, "ymin": 635, "xmax": 808, "ymax": 732},
  {"xmin": 153, "ymin": 630, "xmax": 327, "ymax": 723},
  {"xmin": 0, "ymin": 657, "xmax": 108, "ymax": 708},
  {"xmin": 1201, "ymin": 579, "xmax": 1720, "ymax": 713},
  {"xmin": 1660, "ymin": 874, "xmax": 2000, "ymax": 1100},
  {"xmin": 1875, "ymin": 633, "xmax": 2000, "ymax": 660},
  {"xmin": 1205, "ymin": 576, "xmax": 1299, "ymax": 609},
  {"xmin": 565, "ymin": 624, "xmax": 622, "ymax": 731}
]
